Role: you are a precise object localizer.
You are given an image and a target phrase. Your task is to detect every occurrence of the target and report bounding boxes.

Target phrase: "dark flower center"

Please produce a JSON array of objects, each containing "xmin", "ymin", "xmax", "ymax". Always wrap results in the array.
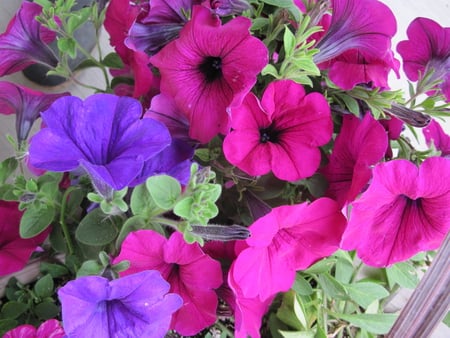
[
  {"xmin": 198, "ymin": 56, "xmax": 223, "ymax": 83},
  {"xmin": 259, "ymin": 124, "xmax": 280, "ymax": 143}
]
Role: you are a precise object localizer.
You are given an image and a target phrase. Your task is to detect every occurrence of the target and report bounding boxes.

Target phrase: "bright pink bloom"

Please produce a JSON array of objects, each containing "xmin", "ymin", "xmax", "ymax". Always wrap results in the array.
[
  {"xmin": 114, "ymin": 230, "xmax": 223, "ymax": 336},
  {"xmin": 321, "ymin": 113, "xmax": 388, "ymax": 207},
  {"xmin": 397, "ymin": 18, "xmax": 450, "ymax": 101},
  {"xmin": 150, "ymin": 5, "xmax": 268, "ymax": 143},
  {"xmin": 0, "ymin": 201, "xmax": 50, "ymax": 276},
  {"xmin": 230, "ymin": 198, "xmax": 347, "ymax": 301},
  {"xmin": 223, "ymin": 80, "xmax": 332, "ymax": 181},
  {"xmin": 423, "ymin": 120, "xmax": 450, "ymax": 157},
  {"xmin": 3, "ymin": 319, "xmax": 64, "ymax": 338},
  {"xmin": 0, "ymin": 2, "xmax": 58, "ymax": 76},
  {"xmin": 341, "ymin": 157, "xmax": 450, "ymax": 267},
  {"xmin": 0, "ymin": 82, "xmax": 69, "ymax": 142}
]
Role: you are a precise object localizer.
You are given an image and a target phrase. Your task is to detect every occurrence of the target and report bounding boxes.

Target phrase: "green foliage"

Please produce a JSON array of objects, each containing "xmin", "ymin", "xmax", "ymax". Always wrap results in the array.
[
  {"xmin": 75, "ymin": 208, "xmax": 120, "ymax": 246},
  {"xmin": 385, "ymin": 261, "xmax": 420, "ymax": 289}
]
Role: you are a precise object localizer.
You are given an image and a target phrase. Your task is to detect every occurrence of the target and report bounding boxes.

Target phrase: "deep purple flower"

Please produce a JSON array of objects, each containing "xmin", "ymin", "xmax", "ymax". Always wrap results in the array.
[
  {"xmin": 0, "ymin": 2, "xmax": 58, "ymax": 76},
  {"xmin": 0, "ymin": 82, "xmax": 69, "ymax": 142},
  {"xmin": 58, "ymin": 270, "xmax": 183, "ymax": 337},
  {"xmin": 314, "ymin": 0, "xmax": 397, "ymax": 66},
  {"xmin": 29, "ymin": 94, "xmax": 171, "ymax": 196},
  {"xmin": 397, "ymin": 17, "xmax": 450, "ymax": 101}
]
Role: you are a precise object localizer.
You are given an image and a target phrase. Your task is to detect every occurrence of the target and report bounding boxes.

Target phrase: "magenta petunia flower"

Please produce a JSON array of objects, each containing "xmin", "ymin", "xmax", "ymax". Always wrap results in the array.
[
  {"xmin": 230, "ymin": 198, "xmax": 347, "ymax": 301},
  {"xmin": 58, "ymin": 270, "xmax": 182, "ymax": 337},
  {"xmin": 341, "ymin": 157, "xmax": 450, "ymax": 267},
  {"xmin": 150, "ymin": 5, "xmax": 268, "ymax": 143},
  {"xmin": 0, "ymin": 82, "xmax": 69, "ymax": 142},
  {"xmin": 3, "ymin": 319, "xmax": 64, "ymax": 338},
  {"xmin": 0, "ymin": 201, "xmax": 50, "ymax": 277},
  {"xmin": 423, "ymin": 119, "xmax": 450, "ymax": 157},
  {"xmin": 28, "ymin": 94, "xmax": 171, "ymax": 197},
  {"xmin": 321, "ymin": 113, "xmax": 388, "ymax": 207},
  {"xmin": 0, "ymin": 2, "xmax": 58, "ymax": 76},
  {"xmin": 223, "ymin": 80, "xmax": 332, "ymax": 181},
  {"xmin": 397, "ymin": 17, "xmax": 450, "ymax": 101},
  {"xmin": 114, "ymin": 230, "xmax": 223, "ymax": 336}
]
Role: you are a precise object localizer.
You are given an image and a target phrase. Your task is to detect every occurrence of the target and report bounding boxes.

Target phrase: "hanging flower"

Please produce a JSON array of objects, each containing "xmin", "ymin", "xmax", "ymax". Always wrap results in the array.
[
  {"xmin": 28, "ymin": 94, "xmax": 171, "ymax": 197},
  {"xmin": 0, "ymin": 2, "xmax": 58, "ymax": 76},
  {"xmin": 0, "ymin": 201, "xmax": 50, "ymax": 277},
  {"xmin": 321, "ymin": 113, "xmax": 388, "ymax": 207},
  {"xmin": 114, "ymin": 230, "xmax": 223, "ymax": 336},
  {"xmin": 0, "ymin": 82, "xmax": 69, "ymax": 143},
  {"xmin": 230, "ymin": 198, "xmax": 347, "ymax": 301},
  {"xmin": 58, "ymin": 270, "xmax": 182, "ymax": 337},
  {"xmin": 423, "ymin": 119, "xmax": 450, "ymax": 157},
  {"xmin": 341, "ymin": 157, "xmax": 450, "ymax": 267},
  {"xmin": 150, "ymin": 5, "xmax": 268, "ymax": 143},
  {"xmin": 223, "ymin": 80, "xmax": 332, "ymax": 181},
  {"xmin": 3, "ymin": 319, "xmax": 64, "ymax": 338},
  {"xmin": 397, "ymin": 17, "xmax": 450, "ymax": 101}
]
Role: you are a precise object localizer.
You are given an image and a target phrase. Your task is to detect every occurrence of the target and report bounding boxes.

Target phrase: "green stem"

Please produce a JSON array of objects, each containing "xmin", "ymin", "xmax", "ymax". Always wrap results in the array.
[
  {"xmin": 60, "ymin": 187, "xmax": 77, "ymax": 255},
  {"xmin": 215, "ymin": 320, "xmax": 234, "ymax": 337},
  {"xmin": 151, "ymin": 217, "xmax": 180, "ymax": 231}
]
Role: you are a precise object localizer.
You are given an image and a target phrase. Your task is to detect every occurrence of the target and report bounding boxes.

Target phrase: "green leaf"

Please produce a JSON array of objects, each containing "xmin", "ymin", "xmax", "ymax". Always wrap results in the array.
[
  {"xmin": 173, "ymin": 196, "xmax": 194, "ymax": 220},
  {"xmin": 76, "ymin": 260, "xmax": 103, "ymax": 277},
  {"xmin": 75, "ymin": 208, "xmax": 119, "ymax": 246},
  {"xmin": 74, "ymin": 58, "xmax": 98, "ymax": 70},
  {"xmin": 20, "ymin": 205, "xmax": 55, "ymax": 238},
  {"xmin": 130, "ymin": 183, "xmax": 161, "ymax": 218},
  {"xmin": 385, "ymin": 262, "xmax": 419, "ymax": 289},
  {"xmin": 340, "ymin": 95, "xmax": 360, "ymax": 116},
  {"xmin": 262, "ymin": 64, "xmax": 280, "ymax": 78},
  {"xmin": 334, "ymin": 256, "xmax": 354, "ymax": 284},
  {"xmin": 443, "ymin": 311, "xmax": 450, "ymax": 327},
  {"xmin": 345, "ymin": 282, "xmax": 389, "ymax": 308},
  {"xmin": 40, "ymin": 262, "xmax": 69, "ymax": 278},
  {"xmin": 304, "ymin": 258, "xmax": 336, "ymax": 275},
  {"xmin": 57, "ymin": 37, "xmax": 77, "ymax": 59},
  {"xmin": 317, "ymin": 273, "xmax": 348, "ymax": 300},
  {"xmin": 277, "ymin": 290, "xmax": 307, "ymax": 330},
  {"xmin": 103, "ymin": 52, "xmax": 124, "ymax": 69},
  {"xmin": 0, "ymin": 319, "xmax": 17, "ymax": 336},
  {"xmin": 279, "ymin": 331, "xmax": 315, "ymax": 338},
  {"xmin": 292, "ymin": 275, "xmax": 314, "ymax": 296},
  {"xmin": 146, "ymin": 175, "xmax": 182, "ymax": 210},
  {"xmin": 34, "ymin": 301, "xmax": 60, "ymax": 320},
  {"xmin": 0, "ymin": 157, "xmax": 18, "ymax": 184},
  {"xmin": 284, "ymin": 26, "xmax": 296, "ymax": 58},
  {"xmin": 115, "ymin": 215, "xmax": 162, "ymax": 249},
  {"xmin": 331, "ymin": 312, "xmax": 397, "ymax": 334},
  {"xmin": 66, "ymin": 7, "xmax": 91, "ymax": 34},
  {"xmin": 1, "ymin": 301, "xmax": 28, "ymax": 319},
  {"xmin": 34, "ymin": 274, "xmax": 54, "ymax": 299}
]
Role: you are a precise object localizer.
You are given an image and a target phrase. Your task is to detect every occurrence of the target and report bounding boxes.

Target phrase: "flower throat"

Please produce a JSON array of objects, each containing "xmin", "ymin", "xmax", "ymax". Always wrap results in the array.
[{"xmin": 199, "ymin": 56, "xmax": 223, "ymax": 83}]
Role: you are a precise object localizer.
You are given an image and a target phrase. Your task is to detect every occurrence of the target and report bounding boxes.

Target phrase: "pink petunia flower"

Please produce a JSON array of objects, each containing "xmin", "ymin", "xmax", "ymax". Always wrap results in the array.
[
  {"xmin": 223, "ymin": 80, "xmax": 332, "ymax": 181},
  {"xmin": 397, "ymin": 17, "xmax": 450, "ymax": 101},
  {"xmin": 341, "ymin": 157, "xmax": 450, "ymax": 267},
  {"xmin": 114, "ymin": 230, "xmax": 223, "ymax": 336},
  {"xmin": 0, "ymin": 201, "xmax": 50, "ymax": 277},
  {"xmin": 150, "ymin": 5, "xmax": 268, "ymax": 143},
  {"xmin": 3, "ymin": 319, "xmax": 64, "ymax": 338},
  {"xmin": 423, "ymin": 119, "xmax": 450, "ymax": 157},
  {"xmin": 230, "ymin": 198, "xmax": 347, "ymax": 301},
  {"xmin": 321, "ymin": 113, "xmax": 388, "ymax": 207}
]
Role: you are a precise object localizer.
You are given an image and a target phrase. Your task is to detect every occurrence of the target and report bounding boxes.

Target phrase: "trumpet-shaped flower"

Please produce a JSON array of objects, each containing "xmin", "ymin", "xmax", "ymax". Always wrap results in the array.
[
  {"xmin": 397, "ymin": 17, "xmax": 450, "ymax": 101},
  {"xmin": 0, "ymin": 2, "xmax": 58, "ymax": 76},
  {"xmin": 150, "ymin": 5, "xmax": 268, "ymax": 143},
  {"xmin": 28, "ymin": 94, "xmax": 171, "ymax": 196},
  {"xmin": 223, "ymin": 80, "xmax": 332, "ymax": 181},
  {"xmin": 0, "ymin": 82, "xmax": 69, "ymax": 142},
  {"xmin": 115, "ymin": 230, "xmax": 223, "ymax": 336},
  {"xmin": 58, "ymin": 270, "xmax": 182, "ymax": 338},
  {"xmin": 0, "ymin": 201, "xmax": 50, "ymax": 276},
  {"xmin": 3, "ymin": 319, "xmax": 64, "ymax": 338},
  {"xmin": 230, "ymin": 198, "xmax": 347, "ymax": 301},
  {"xmin": 321, "ymin": 113, "xmax": 388, "ymax": 207},
  {"xmin": 423, "ymin": 119, "xmax": 450, "ymax": 157},
  {"xmin": 341, "ymin": 157, "xmax": 450, "ymax": 267}
]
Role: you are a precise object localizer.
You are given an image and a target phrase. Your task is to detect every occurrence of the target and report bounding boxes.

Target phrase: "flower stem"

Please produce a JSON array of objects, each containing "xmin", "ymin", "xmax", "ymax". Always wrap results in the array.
[{"xmin": 60, "ymin": 187, "xmax": 77, "ymax": 255}]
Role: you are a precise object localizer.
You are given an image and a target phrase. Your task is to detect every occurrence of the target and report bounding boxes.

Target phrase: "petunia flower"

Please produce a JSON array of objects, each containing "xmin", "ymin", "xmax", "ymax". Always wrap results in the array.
[
  {"xmin": 423, "ymin": 119, "xmax": 450, "ymax": 157},
  {"xmin": 341, "ymin": 157, "xmax": 450, "ymax": 267},
  {"xmin": 3, "ymin": 319, "xmax": 64, "ymax": 338},
  {"xmin": 0, "ymin": 201, "xmax": 50, "ymax": 276},
  {"xmin": 321, "ymin": 113, "xmax": 388, "ymax": 207},
  {"xmin": 28, "ymin": 94, "xmax": 171, "ymax": 197},
  {"xmin": 58, "ymin": 270, "xmax": 182, "ymax": 337},
  {"xmin": 230, "ymin": 198, "xmax": 347, "ymax": 301},
  {"xmin": 114, "ymin": 230, "xmax": 223, "ymax": 336},
  {"xmin": 0, "ymin": 82, "xmax": 69, "ymax": 143},
  {"xmin": 150, "ymin": 5, "xmax": 268, "ymax": 143},
  {"xmin": 397, "ymin": 17, "xmax": 450, "ymax": 101},
  {"xmin": 223, "ymin": 80, "xmax": 332, "ymax": 181},
  {"xmin": 0, "ymin": 2, "xmax": 58, "ymax": 76}
]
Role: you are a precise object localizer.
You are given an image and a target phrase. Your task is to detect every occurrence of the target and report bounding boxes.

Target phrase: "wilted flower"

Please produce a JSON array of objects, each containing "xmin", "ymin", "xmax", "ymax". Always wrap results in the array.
[{"xmin": 58, "ymin": 270, "xmax": 183, "ymax": 337}]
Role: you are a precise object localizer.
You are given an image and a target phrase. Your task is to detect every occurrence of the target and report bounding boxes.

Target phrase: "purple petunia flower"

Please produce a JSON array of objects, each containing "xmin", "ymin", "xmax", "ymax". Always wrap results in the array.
[
  {"xmin": 58, "ymin": 270, "xmax": 183, "ymax": 338},
  {"xmin": 397, "ymin": 17, "xmax": 450, "ymax": 102},
  {"xmin": 0, "ymin": 82, "xmax": 69, "ymax": 143},
  {"xmin": 341, "ymin": 157, "xmax": 450, "ymax": 267},
  {"xmin": 28, "ymin": 94, "xmax": 171, "ymax": 197},
  {"xmin": 0, "ymin": 2, "xmax": 58, "ymax": 76}
]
